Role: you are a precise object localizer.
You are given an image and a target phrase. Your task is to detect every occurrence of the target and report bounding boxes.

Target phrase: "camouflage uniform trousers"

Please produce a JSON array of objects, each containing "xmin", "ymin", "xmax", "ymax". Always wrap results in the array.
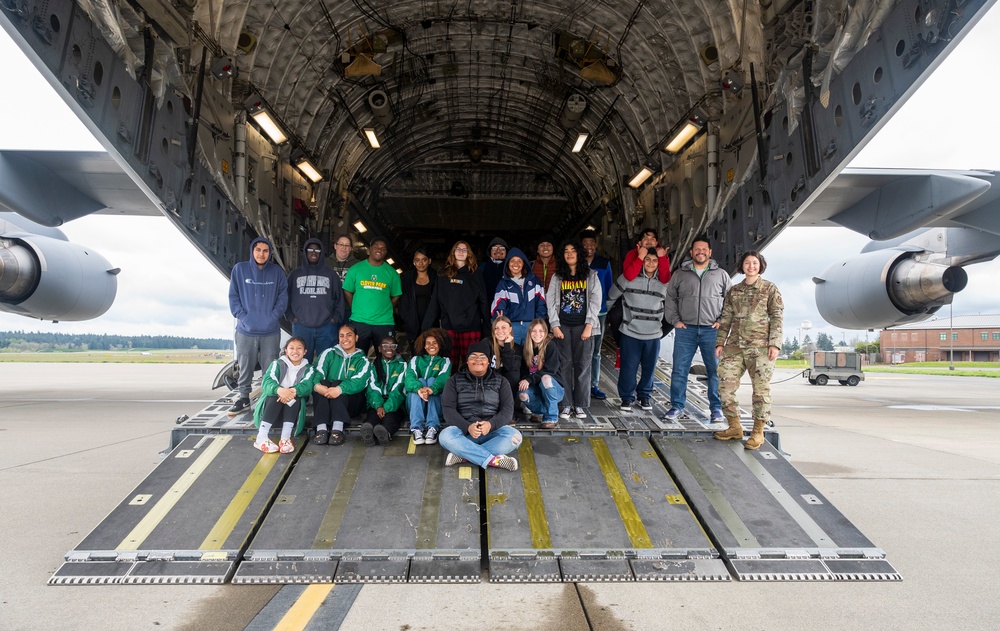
[{"xmin": 718, "ymin": 346, "xmax": 774, "ymax": 422}]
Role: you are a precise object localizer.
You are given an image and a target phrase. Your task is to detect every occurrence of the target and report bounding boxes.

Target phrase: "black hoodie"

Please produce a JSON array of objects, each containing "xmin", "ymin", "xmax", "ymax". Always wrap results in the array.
[{"xmin": 286, "ymin": 238, "xmax": 344, "ymax": 328}]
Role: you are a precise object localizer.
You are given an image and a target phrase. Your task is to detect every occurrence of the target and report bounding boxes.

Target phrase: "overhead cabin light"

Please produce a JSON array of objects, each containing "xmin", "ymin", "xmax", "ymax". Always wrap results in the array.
[
  {"xmin": 363, "ymin": 127, "xmax": 381, "ymax": 149},
  {"xmin": 244, "ymin": 95, "xmax": 288, "ymax": 145},
  {"xmin": 386, "ymin": 258, "xmax": 395, "ymax": 265},
  {"xmin": 396, "ymin": 268, "xmax": 403, "ymax": 274},
  {"xmin": 585, "ymin": 225, "xmax": 597, "ymax": 231},
  {"xmin": 664, "ymin": 111, "xmax": 706, "ymax": 154},
  {"xmin": 294, "ymin": 156, "xmax": 324, "ymax": 183},
  {"xmin": 572, "ymin": 132, "xmax": 589, "ymax": 153},
  {"xmin": 353, "ymin": 221, "xmax": 368, "ymax": 233},
  {"xmin": 628, "ymin": 163, "xmax": 656, "ymax": 189}
]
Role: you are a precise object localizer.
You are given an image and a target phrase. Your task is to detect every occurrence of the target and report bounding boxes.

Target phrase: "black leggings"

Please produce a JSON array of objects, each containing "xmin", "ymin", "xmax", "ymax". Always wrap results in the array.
[
  {"xmin": 364, "ymin": 407, "xmax": 405, "ymax": 437},
  {"xmin": 313, "ymin": 391, "xmax": 366, "ymax": 428},
  {"xmin": 260, "ymin": 397, "xmax": 301, "ymax": 427}
]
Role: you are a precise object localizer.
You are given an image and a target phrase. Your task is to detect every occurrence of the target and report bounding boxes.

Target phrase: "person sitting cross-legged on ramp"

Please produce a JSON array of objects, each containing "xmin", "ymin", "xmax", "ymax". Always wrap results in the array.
[{"xmin": 438, "ymin": 340, "xmax": 522, "ymax": 471}]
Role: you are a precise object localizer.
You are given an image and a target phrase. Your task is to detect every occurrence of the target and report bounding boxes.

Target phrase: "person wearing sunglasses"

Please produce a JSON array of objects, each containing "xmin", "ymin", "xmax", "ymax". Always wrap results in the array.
[{"xmin": 286, "ymin": 238, "xmax": 344, "ymax": 363}]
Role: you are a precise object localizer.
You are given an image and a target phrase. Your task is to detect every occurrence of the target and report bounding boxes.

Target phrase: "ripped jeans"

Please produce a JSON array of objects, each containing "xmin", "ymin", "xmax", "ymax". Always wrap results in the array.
[
  {"xmin": 438, "ymin": 425, "xmax": 522, "ymax": 469},
  {"xmin": 519, "ymin": 374, "xmax": 564, "ymax": 423}
]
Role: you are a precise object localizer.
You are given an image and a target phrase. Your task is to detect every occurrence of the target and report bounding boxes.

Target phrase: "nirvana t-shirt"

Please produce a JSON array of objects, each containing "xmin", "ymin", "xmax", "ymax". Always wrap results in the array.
[
  {"xmin": 343, "ymin": 260, "xmax": 402, "ymax": 326},
  {"xmin": 559, "ymin": 276, "xmax": 588, "ymax": 327}
]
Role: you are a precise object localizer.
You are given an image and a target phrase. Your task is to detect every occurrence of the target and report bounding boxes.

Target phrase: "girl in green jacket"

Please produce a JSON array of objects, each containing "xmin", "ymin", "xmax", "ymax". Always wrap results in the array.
[
  {"xmin": 362, "ymin": 335, "xmax": 408, "ymax": 446},
  {"xmin": 312, "ymin": 324, "xmax": 371, "ymax": 445},
  {"xmin": 253, "ymin": 336, "xmax": 316, "ymax": 454},
  {"xmin": 404, "ymin": 328, "xmax": 453, "ymax": 445}
]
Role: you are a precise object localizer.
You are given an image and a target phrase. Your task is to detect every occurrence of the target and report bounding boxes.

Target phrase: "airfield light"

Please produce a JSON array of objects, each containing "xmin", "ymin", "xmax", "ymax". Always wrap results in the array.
[
  {"xmin": 572, "ymin": 132, "xmax": 589, "ymax": 153},
  {"xmin": 363, "ymin": 127, "xmax": 381, "ymax": 149},
  {"xmin": 294, "ymin": 156, "xmax": 324, "ymax": 183},
  {"xmin": 664, "ymin": 111, "xmax": 706, "ymax": 154},
  {"xmin": 628, "ymin": 164, "xmax": 655, "ymax": 189},
  {"xmin": 353, "ymin": 221, "xmax": 368, "ymax": 233}
]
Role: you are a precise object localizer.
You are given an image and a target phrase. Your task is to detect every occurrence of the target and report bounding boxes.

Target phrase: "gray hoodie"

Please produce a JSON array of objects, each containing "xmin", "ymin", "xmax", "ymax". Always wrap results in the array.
[{"xmin": 663, "ymin": 258, "xmax": 732, "ymax": 327}]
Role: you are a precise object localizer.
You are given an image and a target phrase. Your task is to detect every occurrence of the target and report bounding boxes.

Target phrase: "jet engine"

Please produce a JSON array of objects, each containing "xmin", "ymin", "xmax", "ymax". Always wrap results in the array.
[
  {"xmin": 0, "ymin": 233, "xmax": 119, "ymax": 321},
  {"xmin": 813, "ymin": 248, "xmax": 967, "ymax": 329}
]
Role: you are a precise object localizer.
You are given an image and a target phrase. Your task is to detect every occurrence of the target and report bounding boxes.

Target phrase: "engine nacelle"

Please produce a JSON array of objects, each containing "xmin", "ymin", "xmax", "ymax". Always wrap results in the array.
[
  {"xmin": 0, "ymin": 233, "xmax": 118, "ymax": 321},
  {"xmin": 814, "ymin": 248, "xmax": 968, "ymax": 329}
]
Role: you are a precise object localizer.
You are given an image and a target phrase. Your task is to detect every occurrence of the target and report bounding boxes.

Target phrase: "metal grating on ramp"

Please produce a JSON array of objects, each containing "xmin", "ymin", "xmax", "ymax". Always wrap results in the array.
[
  {"xmin": 233, "ymin": 436, "xmax": 481, "ymax": 584},
  {"xmin": 50, "ymin": 434, "xmax": 301, "ymax": 585},
  {"xmin": 485, "ymin": 435, "xmax": 729, "ymax": 582},
  {"xmin": 652, "ymin": 436, "xmax": 900, "ymax": 581}
]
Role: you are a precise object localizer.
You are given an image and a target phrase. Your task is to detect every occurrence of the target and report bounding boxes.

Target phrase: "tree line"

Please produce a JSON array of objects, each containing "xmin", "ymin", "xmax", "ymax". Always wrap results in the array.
[{"xmin": 0, "ymin": 331, "xmax": 232, "ymax": 352}]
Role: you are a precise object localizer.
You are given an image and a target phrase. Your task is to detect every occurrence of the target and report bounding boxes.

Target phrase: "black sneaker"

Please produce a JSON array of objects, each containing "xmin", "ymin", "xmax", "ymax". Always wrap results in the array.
[
  {"xmin": 373, "ymin": 424, "xmax": 390, "ymax": 444},
  {"xmin": 620, "ymin": 400, "xmax": 633, "ymax": 411},
  {"xmin": 359, "ymin": 422, "xmax": 376, "ymax": 446},
  {"xmin": 639, "ymin": 398, "xmax": 653, "ymax": 411},
  {"xmin": 227, "ymin": 397, "xmax": 250, "ymax": 417}
]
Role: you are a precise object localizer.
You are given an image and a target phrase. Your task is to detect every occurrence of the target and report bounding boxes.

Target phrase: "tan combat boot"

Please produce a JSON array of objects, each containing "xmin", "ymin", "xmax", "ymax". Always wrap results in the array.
[
  {"xmin": 744, "ymin": 419, "xmax": 766, "ymax": 450},
  {"xmin": 713, "ymin": 416, "xmax": 743, "ymax": 441}
]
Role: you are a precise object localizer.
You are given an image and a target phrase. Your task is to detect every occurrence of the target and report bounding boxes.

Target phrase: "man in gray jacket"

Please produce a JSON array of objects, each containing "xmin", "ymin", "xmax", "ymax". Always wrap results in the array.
[
  {"xmin": 608, "ymin": 252, "xmax": 668, "ymax": 411},
  {"xmin": 663, "ymin": 235, "xmax": 732, "ymax": 422}
]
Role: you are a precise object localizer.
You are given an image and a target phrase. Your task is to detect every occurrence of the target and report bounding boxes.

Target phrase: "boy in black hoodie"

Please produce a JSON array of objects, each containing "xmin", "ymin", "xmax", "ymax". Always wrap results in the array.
[{"xmin": 287, "ymin": 238, "xmax": 344, "ymax": 363}]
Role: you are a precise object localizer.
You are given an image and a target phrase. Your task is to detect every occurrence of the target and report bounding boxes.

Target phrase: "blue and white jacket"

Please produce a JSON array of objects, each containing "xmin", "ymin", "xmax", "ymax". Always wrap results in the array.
[{"xmin": 490, "ymin": 248, "xmax": 547, "ymax": 324}]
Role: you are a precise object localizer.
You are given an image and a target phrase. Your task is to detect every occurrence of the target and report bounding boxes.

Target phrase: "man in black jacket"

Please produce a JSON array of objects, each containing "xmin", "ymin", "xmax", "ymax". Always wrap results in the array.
[{"xmin": 438, "ymin": 340, "xmax": 522, "ymax": 470}]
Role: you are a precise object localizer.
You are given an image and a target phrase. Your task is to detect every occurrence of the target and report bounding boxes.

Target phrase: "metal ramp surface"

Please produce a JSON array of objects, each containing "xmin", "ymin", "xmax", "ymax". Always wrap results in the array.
[
  {"xmin": 653, "ymin": 436, "xmax": 900, "ymax": 581},
  {"xmin": 485, "ymin": 435, "xmax": 729, "ymax": 582},
  {"xmin": 50, "ymin": 434, "xmax": 301, "ymax": 584},
  {"xmin": 234, "ymin": 436, "xmax": 481, "ymax": 584}
]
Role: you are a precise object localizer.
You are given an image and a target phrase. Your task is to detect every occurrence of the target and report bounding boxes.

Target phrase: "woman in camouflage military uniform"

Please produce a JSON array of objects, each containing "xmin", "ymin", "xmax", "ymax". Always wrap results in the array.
[{"xmin": 713, "ymin": 251, "xmax": 783, "ymax": 450}]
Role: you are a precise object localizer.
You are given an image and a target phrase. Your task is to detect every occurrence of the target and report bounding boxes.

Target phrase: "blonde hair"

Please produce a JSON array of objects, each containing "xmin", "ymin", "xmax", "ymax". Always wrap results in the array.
[
  {"xmin": 521, "ymin": 318, "xmax": 552, "ymax": 371},
  {"xmin": 491, "ymin": 316, "xmax": 514, "ymax": 368}
]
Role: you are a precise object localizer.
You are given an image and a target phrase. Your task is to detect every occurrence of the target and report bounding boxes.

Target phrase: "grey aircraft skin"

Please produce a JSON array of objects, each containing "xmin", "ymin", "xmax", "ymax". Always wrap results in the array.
[{"xmin": 1, "ymin": 0, "xmax": 1000, "ymax": 330}]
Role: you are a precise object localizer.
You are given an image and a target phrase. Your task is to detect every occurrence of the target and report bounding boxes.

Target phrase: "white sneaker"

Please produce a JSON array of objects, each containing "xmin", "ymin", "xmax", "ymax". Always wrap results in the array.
[
  {"xmin": 574, "ymin": 407, "xmax": 587, "ymax": 419},
  {"xmin": 559, "ymin": 406, "xmax": 571, "ymax": 419},
  {"xmin": 445, "ymin": 452, "xmax": 467, "ymax": 466},
  {"xmin": 488, "ymin": 454, "xmax": 519, "ymax": 471},
  {"xmin": 424, "ymin": 427, "xmax": 438, "ymax": 445},
  {"xmin": 254, "ymin": 438, "xmax": 279, "ymax": 453},
  {"xmin": 412, "ymin": 429, "xmax": 425, "ymax": 445}
]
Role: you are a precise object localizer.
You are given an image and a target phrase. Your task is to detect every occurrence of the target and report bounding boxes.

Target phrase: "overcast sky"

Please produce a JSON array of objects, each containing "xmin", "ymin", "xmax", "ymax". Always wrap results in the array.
[{"xmin": 2, "ymin": 7, "xmax": 1000, "ymax": 341}]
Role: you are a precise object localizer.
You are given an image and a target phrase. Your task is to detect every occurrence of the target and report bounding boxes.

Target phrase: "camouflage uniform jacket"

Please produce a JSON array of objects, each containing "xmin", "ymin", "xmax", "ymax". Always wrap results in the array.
[{"xmin": 716, "ymin": 278, "xmax": 783, "ymax": 350}]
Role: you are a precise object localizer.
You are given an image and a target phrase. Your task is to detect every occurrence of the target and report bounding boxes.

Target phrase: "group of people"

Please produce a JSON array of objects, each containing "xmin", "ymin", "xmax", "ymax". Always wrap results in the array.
[{"xmin": 226, "ymin": 227, "xmax": 782, "ymax": 470}]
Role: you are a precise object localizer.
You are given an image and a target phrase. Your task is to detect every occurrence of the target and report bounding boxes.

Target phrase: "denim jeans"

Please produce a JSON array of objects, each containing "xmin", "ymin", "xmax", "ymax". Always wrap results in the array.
[
  {"xmin": 519, "ymin": 374, "xmax": 565, "ymax": 422},
  {"xmin": 617, "ymin": 333, "xmax": 660, "ymax": 402},
  {"xmin": 510, "ymin": 321, "xmax": 530, "ymax": 346},
  {"xmin": 591, "ymin": 314, "xmax": 607, "ymax": 387},
  {"xmin": 292, "ymin": 321, "xmax": 336, "ymax": 364},
  {"xmin": 438, "ymin": 425, "xmax": 522, "ymax": 469},
  {"xmin": 670, "ymin": 325, "xmax": 721, "ymax": 413},
  {"xmin": 407, "ymin": 377, "xmax": 442, "ymax": 430}
]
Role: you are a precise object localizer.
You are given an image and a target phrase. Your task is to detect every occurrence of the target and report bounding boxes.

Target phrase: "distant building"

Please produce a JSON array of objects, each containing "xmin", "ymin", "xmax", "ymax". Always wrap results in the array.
[{"xmin": 881, "ymin": 315, "xmax": 1000, "ymax": 363}]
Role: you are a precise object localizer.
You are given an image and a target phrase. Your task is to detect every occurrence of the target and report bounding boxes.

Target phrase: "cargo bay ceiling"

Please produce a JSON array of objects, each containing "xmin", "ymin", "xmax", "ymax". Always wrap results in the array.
[
  {"xmin": 187, "ymin": 0, "xmax": 820, "ymax": 242},
  {"xmin": 12, "ymin": 0, "xmax": 984, "ymax": 269}
]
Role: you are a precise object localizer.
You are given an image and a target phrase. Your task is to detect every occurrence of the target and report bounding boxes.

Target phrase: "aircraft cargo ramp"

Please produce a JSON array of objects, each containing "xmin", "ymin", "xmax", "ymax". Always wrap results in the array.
[{"xmin": 50, "ymin": 358, "xmax": 898, "ymax": 585}]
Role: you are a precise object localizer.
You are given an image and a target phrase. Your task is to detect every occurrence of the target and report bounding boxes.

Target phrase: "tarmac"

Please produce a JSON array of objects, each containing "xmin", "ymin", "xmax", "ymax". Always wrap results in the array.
[{"xmin": 1, "ymin": 362, "xmax": 999, "ymax": 630}]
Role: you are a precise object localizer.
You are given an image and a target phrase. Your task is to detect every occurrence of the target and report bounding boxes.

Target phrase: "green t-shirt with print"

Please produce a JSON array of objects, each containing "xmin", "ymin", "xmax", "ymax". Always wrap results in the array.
[{"xmin": 343, "ymin": 260, "xmax": 402, "ymax": 326}]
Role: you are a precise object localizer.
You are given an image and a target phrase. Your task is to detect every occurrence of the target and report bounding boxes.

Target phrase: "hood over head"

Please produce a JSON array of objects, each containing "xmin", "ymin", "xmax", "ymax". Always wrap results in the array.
[
  {"xmin": 249, "ymin": 236, "xmax": 275, "ymax": 265},
  {"xmin": 503, "ymin": 247, "xmax": 534, "ymax": 279},
  {"xmin": 300, "ymin": 237, "xmax": 326, "ymax": 269}
]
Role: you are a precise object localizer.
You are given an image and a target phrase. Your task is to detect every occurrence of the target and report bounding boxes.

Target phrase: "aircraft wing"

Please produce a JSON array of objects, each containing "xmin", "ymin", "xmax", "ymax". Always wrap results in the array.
[
  {"xmin": 0, "ymin": 150, "xmax": 161, "ymax": 227},
  {"xmin": 790, "ymin": 167, "xmax": 1000, "ymax": 240}
]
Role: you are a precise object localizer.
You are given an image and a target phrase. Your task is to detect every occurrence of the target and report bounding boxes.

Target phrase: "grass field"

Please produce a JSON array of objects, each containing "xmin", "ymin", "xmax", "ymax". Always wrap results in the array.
[{"xmin": 0, "ymin": 349, "xmax": 232, "ymax": 363}]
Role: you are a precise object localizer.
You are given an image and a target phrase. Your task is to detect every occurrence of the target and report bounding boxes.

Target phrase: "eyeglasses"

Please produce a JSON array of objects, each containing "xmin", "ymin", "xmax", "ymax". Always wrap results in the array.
[
  {"xmin": 454, "ymin": 247, "xmax": 468, "ymax": 253},
  {"xmin": 306, "ymin": 247, "xmax": 322, "ymax": 253},
  {"xmin": 380, "ymin": 343, "xmax": 398, "ymax": 348},
  {"xmin": 335, "ymin": 242, "xmax": 352, "ymax": 248},
  {"xmin": 467, "ymin": 354, "xmax": 489, "ymax": 362},
  {"xmin": 491, "ymin": 245, "xmax": 506, "ymax": 250}
]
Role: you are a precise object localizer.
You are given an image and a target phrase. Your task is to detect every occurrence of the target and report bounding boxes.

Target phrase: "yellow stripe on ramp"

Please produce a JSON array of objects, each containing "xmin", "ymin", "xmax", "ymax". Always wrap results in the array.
[
  {"xmin": 589, "ymin": 437, "xmax": 653, "ymax": 549},
  {"xmin": 273, "ymin": 583, "xmax": 334, "ymax": 631},
  {"xmin": 199, "ymin": 451, "xmax": 280, "ymax": 550},
  {"xmin": 117, "ymin": 435, "xmax": 231, "ymax": 550},
  {"xmin": 517, "ymin": 437, "xmax": 552, "ymax": 549}
]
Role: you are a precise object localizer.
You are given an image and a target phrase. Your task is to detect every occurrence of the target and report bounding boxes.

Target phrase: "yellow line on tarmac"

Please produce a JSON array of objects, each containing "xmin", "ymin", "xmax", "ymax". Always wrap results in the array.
[
  {"xmin": 590, "ymin": 437, "xmax": 653, "ymax": 549},
  {"xmin": 199, "ymin": 452, "xmax": 280, "ymax": 550},
  {"xmin": 273, "ymin": 584, "xmax": 334, "ymax": 631},
  {"xmin": 117, "ymin": 435, "xmax": 231, "ymax": 550},
  {"xmin": 517, "ymin": 437, "xmax": 552, "ymax": 549}
]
